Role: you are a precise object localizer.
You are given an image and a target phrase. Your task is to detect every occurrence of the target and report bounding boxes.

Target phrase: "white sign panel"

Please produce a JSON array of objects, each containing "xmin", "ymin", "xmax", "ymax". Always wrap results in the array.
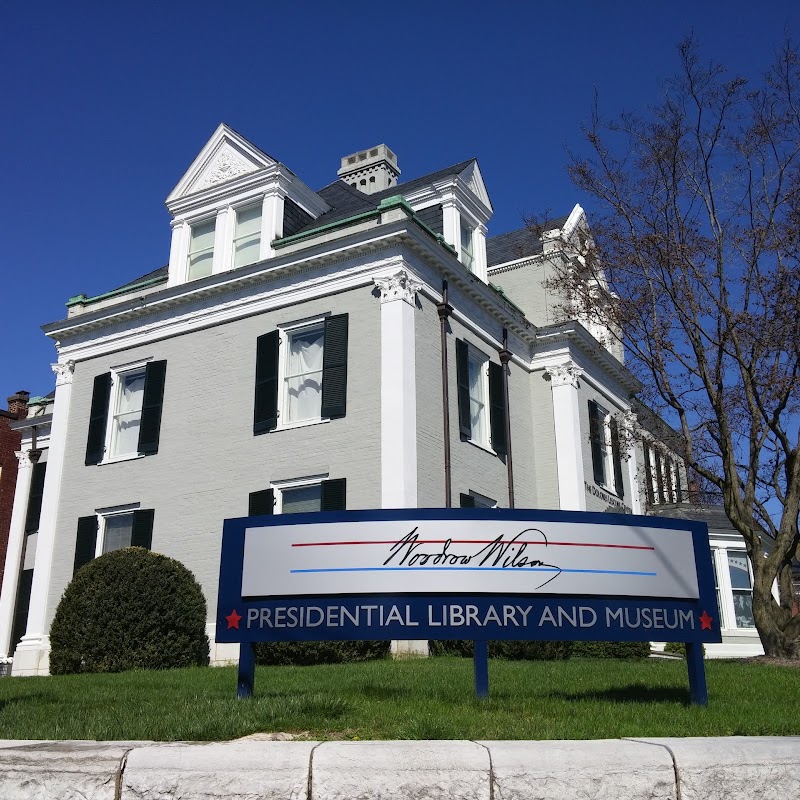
[{"xmin": 241, "ymin": 518, "xmax": 699, "ymax": 600}]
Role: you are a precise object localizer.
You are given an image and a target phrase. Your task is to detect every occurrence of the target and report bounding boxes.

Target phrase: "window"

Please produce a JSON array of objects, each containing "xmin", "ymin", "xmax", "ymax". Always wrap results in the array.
[
  {"xmin": 460, "ymin": 220, "xmax": 475, "ymax": 271},
  {"xmin": 248, "ymin": 477, "xmax": 347, "ymax": 516},
  {"xmin": 233, "ymin": 204, "xmax": 262, "ymax": 268},
  {"xmin": 85, "ymin": 361, "xmax": 167, "ymax": 465},
  {"xmin": 727, "ymin": 550, "xmax": 755, "ymax": 628},
  {"xmin": 253, "ymin": 315, "xmax": 348, "ymax": 434},
  {"xmin": 455, "ymin": 339, "xmax": 507, "ymax": 454},
  {"xmin": 73, "ymin": 508, "xmax": 154, "ymax": 574},
  {"xmin": 588, "ymin": 400, "xmax": 624, "ymax": 497},
  {"xmin": 187, "ymin": 219, "xmax": 216, "ymax": 281},
  {"xmin": 643, "ymin": 444, "xmax": 684, "ymax": 506}
]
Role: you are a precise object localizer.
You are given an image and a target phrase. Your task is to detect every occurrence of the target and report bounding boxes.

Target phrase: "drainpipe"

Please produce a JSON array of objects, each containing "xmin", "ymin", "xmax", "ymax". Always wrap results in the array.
[
  {"xmin": 437, "ymin": 281, "xmax": 453, "ymax": 508},
  {"xmin": 500, "ymin": 328, "xmax": 515, "ymax": 508}
]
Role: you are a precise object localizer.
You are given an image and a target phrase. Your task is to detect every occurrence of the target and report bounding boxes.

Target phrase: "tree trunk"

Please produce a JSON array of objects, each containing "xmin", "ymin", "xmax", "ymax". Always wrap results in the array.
[{"xmin": 752, "ymin": 564, "xmax": 800, "ymax": 658}]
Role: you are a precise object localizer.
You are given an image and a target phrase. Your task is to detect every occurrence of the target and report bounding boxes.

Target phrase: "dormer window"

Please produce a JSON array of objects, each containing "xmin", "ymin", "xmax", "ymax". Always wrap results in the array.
[
  {"xmin": 187, "ymin": 219, "xmax": 216, "ymax": 281},
  {"xmin": 233, "ymin": 204, "xmax": 262, "ymax": 268},
  {"xmin": 460, "ymin": 220, "xmax": 475, "ymax": 271}
]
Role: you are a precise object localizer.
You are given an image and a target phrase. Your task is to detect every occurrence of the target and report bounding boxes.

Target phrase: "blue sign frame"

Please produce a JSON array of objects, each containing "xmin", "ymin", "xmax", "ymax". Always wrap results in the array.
[{"xmin": 217, "ymin": 508, "xmax": 721, "ymax": 703}]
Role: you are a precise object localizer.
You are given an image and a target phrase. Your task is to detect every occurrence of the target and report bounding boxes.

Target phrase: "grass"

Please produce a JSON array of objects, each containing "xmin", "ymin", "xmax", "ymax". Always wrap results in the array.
[{"xmin": 0, "ymin": 657, "xmax": 798, "ymax": 741}]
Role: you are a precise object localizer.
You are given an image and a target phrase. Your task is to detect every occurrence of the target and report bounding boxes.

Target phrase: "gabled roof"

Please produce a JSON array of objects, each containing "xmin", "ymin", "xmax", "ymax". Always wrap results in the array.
[{"xmin": 486, "ymin": 216, "xmax": 568, "ymax": 267}]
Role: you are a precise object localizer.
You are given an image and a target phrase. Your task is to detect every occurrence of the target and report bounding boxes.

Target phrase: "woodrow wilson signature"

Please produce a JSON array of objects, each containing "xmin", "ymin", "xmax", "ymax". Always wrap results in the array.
[{"xmin": 382, "ymin": 528, "xmax": 562, "ymax": 590}]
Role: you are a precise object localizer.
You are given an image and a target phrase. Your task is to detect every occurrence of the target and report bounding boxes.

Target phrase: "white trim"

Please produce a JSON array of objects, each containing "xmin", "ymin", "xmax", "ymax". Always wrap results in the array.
[
  {"xmin": 102, "ymin": 361, "xmax": 148, "ymax": 463},
  {"xmin": 94, "ymin": 506, "xmax": 139, "ymax": 558},
  {"xmin": 465, "ymin": 343, "xmax": 491, "ymax": 450},
  {"xmin": 271, "ymin": 474, "xmax": 328, "ymax": 515}
]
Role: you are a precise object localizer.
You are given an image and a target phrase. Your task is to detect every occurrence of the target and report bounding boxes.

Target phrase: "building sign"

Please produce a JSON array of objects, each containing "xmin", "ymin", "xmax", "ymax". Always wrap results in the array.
[{"xmin": 217, "ymin": 508, "xmax": 720, "ymax": 645}]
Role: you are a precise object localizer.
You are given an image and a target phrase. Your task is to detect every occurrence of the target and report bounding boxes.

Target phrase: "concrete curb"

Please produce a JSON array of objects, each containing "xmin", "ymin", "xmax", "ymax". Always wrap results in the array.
[{"xmin": 0, "ymin": 737, "xmax": 798, "ymax": 799}]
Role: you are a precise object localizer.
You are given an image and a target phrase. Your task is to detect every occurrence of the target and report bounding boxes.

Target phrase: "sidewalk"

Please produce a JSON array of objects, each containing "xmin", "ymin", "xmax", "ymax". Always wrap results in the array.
[{"xmin": 0, "ymin": 736, "xmax": 798, "ymax": 799}]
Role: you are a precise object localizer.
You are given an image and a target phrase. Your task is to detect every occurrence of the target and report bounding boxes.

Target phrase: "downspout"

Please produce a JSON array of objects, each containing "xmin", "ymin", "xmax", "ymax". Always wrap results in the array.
[
  {"xmin": 437, "ymin": 281, "xmax": 453, "ymax": 508},
  {"xmin": 500, "ymin": 328, "xmax": 515, "ymax": 508}
]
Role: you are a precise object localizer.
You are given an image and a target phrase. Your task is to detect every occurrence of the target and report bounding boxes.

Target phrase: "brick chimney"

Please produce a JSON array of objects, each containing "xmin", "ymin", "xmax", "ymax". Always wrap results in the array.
[{"xmin": 6, "ymin": 391, "xmax": 29, "ymax": 420}]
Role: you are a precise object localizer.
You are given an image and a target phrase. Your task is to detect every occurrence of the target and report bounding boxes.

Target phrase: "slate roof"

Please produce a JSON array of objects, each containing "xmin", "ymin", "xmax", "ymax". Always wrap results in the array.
[
  {"xmin": 293, "ymin": 159, "xmax": 476, "ymax": 236},
  {"xmin": 486, "ymin": 216, "xmax": 568, "ymax": 267}
]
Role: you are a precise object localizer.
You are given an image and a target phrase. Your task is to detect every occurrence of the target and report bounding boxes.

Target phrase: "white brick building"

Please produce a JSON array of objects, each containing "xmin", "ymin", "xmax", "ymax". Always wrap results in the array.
[{"xmin": 0, "ymin": 125, "xmax": 764, "ymax": 673}]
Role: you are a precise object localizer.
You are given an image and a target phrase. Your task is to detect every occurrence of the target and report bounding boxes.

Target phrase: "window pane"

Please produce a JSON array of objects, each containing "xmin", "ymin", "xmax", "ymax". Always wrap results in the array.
[
  {"xmin": 188, "ymin": 220, "xmax": 215, "ymax": 280},
  {"xmin": 282, "ymin": 485, "xmax": 322, "ymax": 514},
  {"xmin": 234, "ymin": 235, "xmax": 260, "ymax": 267},
  {"xmin": 234, "ymin": 205, "xmax": 262, "ymax": 267},
  {"xmin": 188, "ymin": 250, "xmax": 213, "ymax": 281},
  {"xmin": 732, "ymin": 591, "xmax": 755, "ymax": 628},
  {"xmin": 461, "ymin": 222, "xmax": 474, "ymax": 269},
  {"xmin": 467, "ymin": 353, "xmax": 487, "ymax": 444},
  {"xmin": 190, "ymin": 220, "xmax": 216, "ymax": 251},
  {"xmin": 103, "ymin": 513, "xmax": 134, "ymax": 554},
  {"xmin": 236, "ymin": 204, "xmax": 261, "ymax": 236},
  {"xmin": 727, "ymin": 551, "xmax": 752, "ymax": 590},
  {"xmin": 285, "ymin": 327, "xmax": 324, "ymax": 423},
  {"xmin": 111, "ymin": 370, "xmax": 144, "ymax": 457}
]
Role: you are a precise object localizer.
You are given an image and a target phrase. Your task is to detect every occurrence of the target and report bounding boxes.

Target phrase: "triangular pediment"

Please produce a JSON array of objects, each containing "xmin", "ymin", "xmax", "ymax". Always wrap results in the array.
[
  {"xmin": 166, "ymin": 123, "xmax": 278, "ymax": 204},
  {"xmin": 458, "ymin": 161, "xmax": 492, "ymax": 212}
]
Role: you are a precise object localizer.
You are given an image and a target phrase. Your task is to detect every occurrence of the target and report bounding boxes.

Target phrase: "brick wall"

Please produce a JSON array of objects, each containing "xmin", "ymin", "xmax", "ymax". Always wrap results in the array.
[{"xmin": 0, "ymin": 392, "xmax": 28, "ymax": 592}]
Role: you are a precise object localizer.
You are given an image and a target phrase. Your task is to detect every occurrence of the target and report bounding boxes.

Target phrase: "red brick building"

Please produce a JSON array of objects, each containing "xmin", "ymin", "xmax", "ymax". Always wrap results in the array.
[{"xmin": 0, "ymin": 392, "xmax": 29, "ymax": 592}]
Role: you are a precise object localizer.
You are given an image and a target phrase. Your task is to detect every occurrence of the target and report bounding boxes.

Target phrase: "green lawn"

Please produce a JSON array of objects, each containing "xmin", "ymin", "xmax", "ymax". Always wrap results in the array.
[{"xmin": 0, "ymin": 657, "xmax": 798, "ymax": 741}]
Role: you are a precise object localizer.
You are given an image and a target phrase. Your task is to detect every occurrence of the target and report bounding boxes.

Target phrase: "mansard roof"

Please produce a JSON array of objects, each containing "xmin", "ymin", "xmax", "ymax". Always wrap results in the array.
[
  {"xmin": 486, "ymin": 216, "xmax": 568, "ymax": 267},
  {"xmin": 291, "ymin": 159, "xmax": 478, "ymax": 236}
]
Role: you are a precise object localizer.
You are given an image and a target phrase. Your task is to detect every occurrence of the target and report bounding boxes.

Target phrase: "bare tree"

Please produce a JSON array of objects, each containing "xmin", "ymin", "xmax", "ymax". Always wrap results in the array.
[{"xmin": 550, "ymin": 38, "xmax": 800, "ymax": 657}]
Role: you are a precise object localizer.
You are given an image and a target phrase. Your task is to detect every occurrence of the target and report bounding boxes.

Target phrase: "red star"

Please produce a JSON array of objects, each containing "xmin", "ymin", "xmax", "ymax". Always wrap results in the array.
[
  {"xmin": 699, "ymin": 610, "xmax": 713, "ymax": 631},
  {"xmin": 226, "ymin": 609, "xmax": 242, "ymax": 630}
]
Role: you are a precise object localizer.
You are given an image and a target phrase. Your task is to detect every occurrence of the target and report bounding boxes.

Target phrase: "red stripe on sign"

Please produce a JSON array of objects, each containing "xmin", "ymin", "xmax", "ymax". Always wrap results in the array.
[{"xmin": 291, "ymin": 540, "xmax": 655, "ymax": 550}]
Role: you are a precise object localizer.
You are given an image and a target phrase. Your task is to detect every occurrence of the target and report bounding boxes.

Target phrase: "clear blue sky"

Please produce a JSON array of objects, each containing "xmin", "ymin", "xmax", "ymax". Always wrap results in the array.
[{"xmin": 2, "ymin": 1, "xmax": 798, "ymax": 402}]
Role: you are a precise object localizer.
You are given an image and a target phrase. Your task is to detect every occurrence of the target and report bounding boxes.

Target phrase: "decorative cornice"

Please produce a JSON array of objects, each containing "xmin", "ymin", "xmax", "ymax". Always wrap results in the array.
[
  {"xmin": 51, "ymin": 360, "xmax": 75, "ymax": 386},
  {"xmin": 15, "ymin": 449, "xmax": 36, "ymax": 468},
  {"xmin": 373, "ymin": 269, "xmax": 423, "ymax": 305},
  {"xmin": 544, "ymin": 362, "xmax": 583, "ymax": 388}
]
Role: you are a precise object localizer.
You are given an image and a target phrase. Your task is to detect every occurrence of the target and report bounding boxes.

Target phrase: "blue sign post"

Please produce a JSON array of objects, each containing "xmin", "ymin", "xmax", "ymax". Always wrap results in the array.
[{"xmin": 217, "ymin": 508, "xmax": 721, "ymax": 704}]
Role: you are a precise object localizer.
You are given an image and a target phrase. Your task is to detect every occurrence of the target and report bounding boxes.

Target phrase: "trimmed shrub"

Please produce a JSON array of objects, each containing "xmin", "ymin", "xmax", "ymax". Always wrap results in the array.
[
  {"xmin": 254, "ymin": 640, "xmax": 390, "ymax": 666},
  {"xmin": 428, "ymin": 640, "xmax": 572, "ymax": 660},
  {"xmin": 571, "ymin": 640, "xmax": 651, "ymax": 659},
  {"xmin": 50, "ymin": 547, "xmax": 209, "ymax": 674}
]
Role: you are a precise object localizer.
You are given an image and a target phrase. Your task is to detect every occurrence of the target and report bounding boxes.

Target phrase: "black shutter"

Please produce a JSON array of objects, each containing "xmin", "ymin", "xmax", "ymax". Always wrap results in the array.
[
  {"xmin": 488, "ymin": 361, "xmax": 507, "ymax": 455},
  {"xmin": 588, "ymin": 400, "xmax": 605, "ymax": 485},
  {"xmin": 85, "ymin": 373, "xmax": 111, "ymax": 465},
  {"xmin": 73, "ymin": 515, "xmax": 98, "ymax": 574},
  {"xmin": 249, "ymin": 488, "xmax": 275, "ymax": 517},
  {"xmin": 321, "ymin": 314, "xmax": 349, "ymax": 419},
  {"xmin": 610, "ymin": 417, "xmax": 624, "ymax": 498},
  {"xmin": 253, "ymin": 331, "xmax": 279, "ymax": 434},
  {"xmin": 654, "ymin": 450, "xmax": 666, "ymax": 504},
  {"xmin": 24, "ymin": 462, "xmax": 47, "ymax": 533},
  {"xmin": 459, "ymin": 493, "xmax": 476, "ymax": 508},
  {"xmin": 455, "ymin": 339, "xmax": 471, "ymax": 438},
  {"xmin": 138, "ymin": 361, "xmax": 167, "ymax": 455},
  {"xmin": 131, "ymin": 509, "xmax": 154, "ymax": 550},
  {"xmin": 10, "ymin": 569, "xmax": 33, "ymax": 650},
  {"xmin": 321, "ymin": 478, "xmax": 346, "ymax": 511},
  {"xmin": 643, "ymin": 445, "xmax": 655, "ymax": 505}
]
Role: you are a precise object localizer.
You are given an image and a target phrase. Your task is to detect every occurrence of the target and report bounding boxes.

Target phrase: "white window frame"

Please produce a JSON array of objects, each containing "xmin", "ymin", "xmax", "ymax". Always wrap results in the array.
[
  {"xmin": 94, "ymin": 503, "xmax": 140, "ymax": 558},
  {"xmin": 466, "ymin": 344, "xmax": 491, "ymax": 450},
  {"xmin": 271, "ymin": 474, "xmax": 328, "ymax": 514},
  {"xmin": 231, "ymin": 201, "xmax": 262, "ymax": 269},
  {"xmin": 276, "ymin": 315, "xmax": 330, "ymax": 431},
  {"xmin": 468, "ymin": 490, "xmax": 497, "ymax": 509},
  {"xmin": 711, "ymin": 545, "xmax": 757, "ymax": 633},
  {"xmin": 103, "ymin": 360, "xmax": 149, "ymax": 464},
  {"xmin": 186, "ymin": 216, "xmax": 217, "ymax": 282}
]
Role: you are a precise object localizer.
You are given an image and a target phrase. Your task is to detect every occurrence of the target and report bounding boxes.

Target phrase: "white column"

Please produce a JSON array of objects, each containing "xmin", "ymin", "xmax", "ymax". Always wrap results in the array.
[
  {"xmin": 260, "ymin": 182, "xmax": 288, "ymax": 260},
  {"xmin": 544, "ymin": 362, "xmax": 586, "ymax": 511},
  {"xmin": 374, "ymin": 269, "xmax": 422, "ymax": 509},
  {"xmin": 0, "ymin": 450, "xmax": 34, "ymax": 658},
  {"xmin": 12, "ymin": 361, "xmax": 75, "ymax": 676},
  {"xmin": 211, "ymin": 207, "xmax": 232, "ymax": 274},
  {"xmin": 473, "ymin": 223, "xmax": 488, "ymax": 283},
  {"xmin": 442, "ymin": 199, "xmax": 460, "ymax": 251},
  {"xmin": 166, "ymin": 219, "xmax": 187, "ymax": 286},
  {"xmin": 627, "ymin": 419, "xmax": 643, "ymax": 515}
]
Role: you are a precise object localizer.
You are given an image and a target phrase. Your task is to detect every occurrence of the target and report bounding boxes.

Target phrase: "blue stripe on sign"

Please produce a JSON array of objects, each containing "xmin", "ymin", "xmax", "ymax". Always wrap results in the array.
[{"xmin": 290, "ymin": 567, "xmax": 657, "ymax": 576}]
